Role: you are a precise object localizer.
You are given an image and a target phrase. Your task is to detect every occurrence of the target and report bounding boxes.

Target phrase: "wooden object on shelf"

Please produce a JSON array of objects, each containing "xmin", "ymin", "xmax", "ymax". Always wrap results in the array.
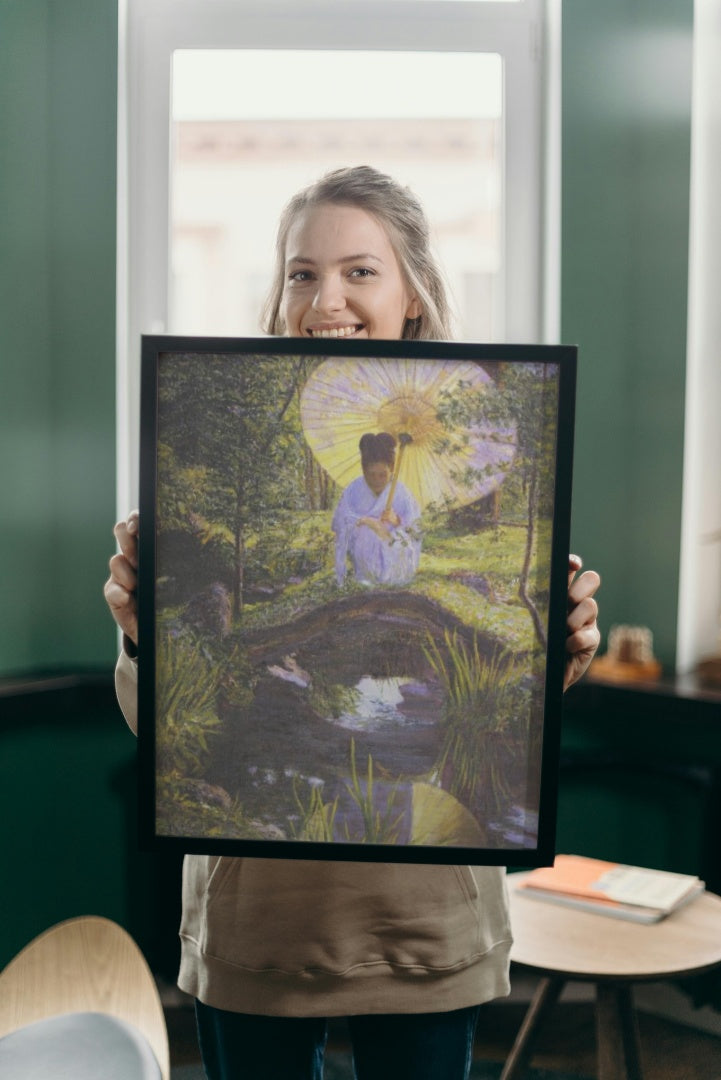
[
  {"xmin": 591, "ymin": 624, "xmax": 662, "ymax": 683},
  {"xmin": 696, "ymin": 654, "xmax": 721, "ymax": 689}
]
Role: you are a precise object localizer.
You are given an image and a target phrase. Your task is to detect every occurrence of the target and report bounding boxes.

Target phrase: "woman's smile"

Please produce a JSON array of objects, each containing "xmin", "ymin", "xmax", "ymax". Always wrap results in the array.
[{"xmin": 307, "ymin": 323, "xmax": 365, "ymax": 339}]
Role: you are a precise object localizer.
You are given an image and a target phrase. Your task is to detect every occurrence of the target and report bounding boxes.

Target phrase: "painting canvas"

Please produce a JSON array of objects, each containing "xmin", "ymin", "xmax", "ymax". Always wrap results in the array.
[{"xmin": 138, "ymin": 337, "xmax": 576, "ymax": 864}]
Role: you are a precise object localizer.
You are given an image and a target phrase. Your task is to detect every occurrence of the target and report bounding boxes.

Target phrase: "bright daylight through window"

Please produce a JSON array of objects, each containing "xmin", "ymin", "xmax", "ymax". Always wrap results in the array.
[
  {"xmin": 170, "ymin": 50, "xmax": 503, "ymax": 343},
  {"xmin": 119, "ymin": 0, "xmax": 551, "ymax": 511}
]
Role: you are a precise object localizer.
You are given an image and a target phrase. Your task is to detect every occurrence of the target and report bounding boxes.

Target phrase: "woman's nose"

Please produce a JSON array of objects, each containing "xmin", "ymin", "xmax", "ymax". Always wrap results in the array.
[{"xmin": 312, "ymin": 274, "xmax": 345, "ymax": 314}]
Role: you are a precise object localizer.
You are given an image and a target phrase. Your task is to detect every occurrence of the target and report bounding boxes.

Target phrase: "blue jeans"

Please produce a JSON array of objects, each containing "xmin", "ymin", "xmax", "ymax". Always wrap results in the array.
[{"xmin": 195, "ymin": 1000, "xmax": 481, "ymax": 1080}]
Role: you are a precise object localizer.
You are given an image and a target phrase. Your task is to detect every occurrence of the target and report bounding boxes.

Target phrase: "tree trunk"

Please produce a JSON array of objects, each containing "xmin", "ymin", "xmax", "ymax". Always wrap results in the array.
[{"xmin": 517, "ymin": 454, "xmax": 547, "ymax": 649}]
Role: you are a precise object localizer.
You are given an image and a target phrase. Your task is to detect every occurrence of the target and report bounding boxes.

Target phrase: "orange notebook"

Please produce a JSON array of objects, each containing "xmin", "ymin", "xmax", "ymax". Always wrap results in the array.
[{"xmin": 516, "ymin": 854, "xmax": 704, "ymax": 923}]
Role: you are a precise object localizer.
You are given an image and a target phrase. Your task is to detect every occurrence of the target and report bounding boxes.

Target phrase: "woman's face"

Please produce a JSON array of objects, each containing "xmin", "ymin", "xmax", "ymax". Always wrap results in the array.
[
  {"xmin": 363, "ymin": 461, "xmax": 393, "ymax": 495},
  {"xmin": 281, "ymin": 203, "xmax": 421, "ymax": 340}
]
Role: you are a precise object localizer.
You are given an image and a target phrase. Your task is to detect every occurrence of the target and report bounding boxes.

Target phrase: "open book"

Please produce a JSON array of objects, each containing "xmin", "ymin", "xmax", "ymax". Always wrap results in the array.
[{"xmin": 515, "ymin": 854, "xmax": 705, "ymax": 923}]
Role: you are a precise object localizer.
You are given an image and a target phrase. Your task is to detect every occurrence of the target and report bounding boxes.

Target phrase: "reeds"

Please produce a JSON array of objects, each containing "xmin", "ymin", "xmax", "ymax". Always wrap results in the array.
[
  {"xmin": 424, "ymin": 629, "xmax": 524, "ymax": 815},
  {"xmin": 292, "ymin": 782, "xmax": 339, "ymax": 843},
  {"xmin": 292, "ymin": 739, "xmax": 405, "ymax": 845},
  {"xmin": 343, "ymin": 739, "xmax": 405, "ymax": 845},
  {"xmin": 155, "ymin": 630, "xmax": 222, "ymax": 775}
]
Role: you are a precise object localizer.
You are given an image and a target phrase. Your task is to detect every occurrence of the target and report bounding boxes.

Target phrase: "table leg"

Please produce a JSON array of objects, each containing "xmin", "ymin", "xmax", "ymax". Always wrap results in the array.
[
  {"xmin": 596, "ymin": 982, "xmax": 643, "ymax": 1080},
  {"xmin": 499, "ymin": 976, "xmax": 565, "ymax": 1080}
]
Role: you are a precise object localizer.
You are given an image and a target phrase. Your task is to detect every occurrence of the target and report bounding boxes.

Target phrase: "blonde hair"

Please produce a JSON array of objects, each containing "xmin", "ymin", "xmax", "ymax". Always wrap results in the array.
[{"xmin": 262, "ymin": 165, "xmax": 453, "ymax": 341}]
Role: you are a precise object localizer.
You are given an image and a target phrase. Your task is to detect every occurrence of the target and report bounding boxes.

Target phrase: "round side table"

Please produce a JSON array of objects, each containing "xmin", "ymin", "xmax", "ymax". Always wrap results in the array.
[{"xmin": 502, "ymin": 873, "xmax": 721, "ymax": 1080}]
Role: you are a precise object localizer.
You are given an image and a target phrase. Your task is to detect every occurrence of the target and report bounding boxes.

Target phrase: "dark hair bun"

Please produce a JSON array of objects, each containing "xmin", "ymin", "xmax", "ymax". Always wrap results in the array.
[{"xmin": 359, "ymin": 431, "xmax": 397, "ymax": 468}]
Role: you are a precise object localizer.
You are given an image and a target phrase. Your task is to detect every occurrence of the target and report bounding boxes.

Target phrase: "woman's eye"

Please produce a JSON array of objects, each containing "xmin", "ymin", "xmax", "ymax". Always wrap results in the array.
[
  {"xmin": 288, "ymin": 269, "xmax": 313, "ymax": 283},
  {"xmin": 349, "ymin": 267, "xmax": 375, "ymax": 279}
]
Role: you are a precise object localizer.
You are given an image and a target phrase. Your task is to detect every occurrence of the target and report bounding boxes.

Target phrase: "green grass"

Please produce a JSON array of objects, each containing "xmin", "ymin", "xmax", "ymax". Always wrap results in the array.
[{"xmin": 232, "ymin": 515, "xmax": 552, "ymax": 659}]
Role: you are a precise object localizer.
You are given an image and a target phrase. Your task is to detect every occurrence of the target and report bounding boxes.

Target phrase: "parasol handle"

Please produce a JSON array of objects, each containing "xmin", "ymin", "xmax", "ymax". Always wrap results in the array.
[{"xmin": 384, "ymin": 432, "xmax": 413, "ymax": 513}]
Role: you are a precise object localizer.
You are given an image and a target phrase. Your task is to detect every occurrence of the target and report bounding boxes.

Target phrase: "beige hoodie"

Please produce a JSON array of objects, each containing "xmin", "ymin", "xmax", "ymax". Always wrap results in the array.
[{"xmin": 116, "ymin": 650, "xmax": 512, "ymax": 1016}]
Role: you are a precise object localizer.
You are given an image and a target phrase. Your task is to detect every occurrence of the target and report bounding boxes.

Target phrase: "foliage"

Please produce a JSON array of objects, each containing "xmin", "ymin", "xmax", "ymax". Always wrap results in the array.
[
  {"xmin": 306, "ymin": 675, "xmax": 361, "ymax": 721},
  {"xmin": 291, "ymin": 741, "xmax": 405, "ymax": 845},
  {"xmin": 434, "ymin": 363, "xmax": 559, "ymax": 646},
  {"xmin": 424, "ymin": 631, "xmax": 509, "ymax": 732},
  {"xmin": 343, "ymin": 739, "xmax": 405, "ymax": 845},
  {"xmin": 423, "ymin": 630, "xmax": 533, "ymax": 816},
  {"xmin": 156, "ymin": 443, "xmax": 231, "ymax": 539},
  {"xmin": 244, "ymin": 511, "xmax": 333, "ymax": 586},
  {"xmin": 215, "ymin": 643, "xmax": 257, "ymax": 712},
  {"xmin": 291, "ymin": 782, "xmax": 339, "ymax": 843},
  {"xmin": 155, "ymin": 630, "xmax": 223, "ymax": 776},
  {"xmin": 156, "ymin": 772, "xmax": 262, "ymax": 840},
  {"xmin": 156, "ymin": 353, "xmax": 316, "ymax": 615}
]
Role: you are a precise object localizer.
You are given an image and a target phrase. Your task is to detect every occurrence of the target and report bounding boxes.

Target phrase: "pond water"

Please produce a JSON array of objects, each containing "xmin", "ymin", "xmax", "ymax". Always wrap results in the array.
[
  {"xmin": 487, "ymin": 804, "xmax": 539, "ymax": 848},
  {"xmin": 329, "ymin": 675, "xmax": 442, "ymax": 732}
]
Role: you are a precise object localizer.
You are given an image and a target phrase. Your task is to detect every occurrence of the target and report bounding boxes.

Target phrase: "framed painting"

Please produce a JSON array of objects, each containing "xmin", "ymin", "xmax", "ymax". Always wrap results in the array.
[{"xmin": 137, "ymin": 336, "xmax": 576, "ymax": 865}]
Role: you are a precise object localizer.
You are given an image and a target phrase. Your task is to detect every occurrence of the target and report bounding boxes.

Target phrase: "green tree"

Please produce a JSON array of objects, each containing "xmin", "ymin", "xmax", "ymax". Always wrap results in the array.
[
  {"xmin": 157, "ymin": 352, "xmax": 310, "ymax": 616},
  {"xmin": 435, "ymin": 362, "xmax": 559, "ymax": 647}
]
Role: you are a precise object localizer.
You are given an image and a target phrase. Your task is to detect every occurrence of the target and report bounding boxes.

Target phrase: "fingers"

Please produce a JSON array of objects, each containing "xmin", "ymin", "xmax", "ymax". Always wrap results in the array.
[
  {"xmin": 107, "ymin": 550, "xmax": 137, "ymax": 591},
  {"xmin": 104, "ymin": 511, "xmax": 140, "ymax": 645},
  {"xmin": 113, "ymin": 510, "xmax": 139, "ymax": 568},
  {"xmin": 567, "ymin": 589, "xmax": 599, "ymax": 633},
  {"xmin": 567, "ymin": 553, "xmax": 583, "ymax": 589},
  {"xmin": 566, "ymin": 621, "xmax": 601, "ymax": 658},
  {"xmin": 564, "ymin": 558, "xmax": 601, "ymax": 690},
  {"xmin": 568, "ymin": 567, "xmax": 601, "ymax": 610},
  {"xmin": 103, "ymin": 574, "xmax": 139, "ymax": 644}
]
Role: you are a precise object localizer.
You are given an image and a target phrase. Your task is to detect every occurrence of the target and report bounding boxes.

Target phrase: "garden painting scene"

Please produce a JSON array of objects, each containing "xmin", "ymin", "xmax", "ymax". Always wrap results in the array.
[{"xmin": 149, "ymin": 346, "xmax": 566, "ymax": 858}]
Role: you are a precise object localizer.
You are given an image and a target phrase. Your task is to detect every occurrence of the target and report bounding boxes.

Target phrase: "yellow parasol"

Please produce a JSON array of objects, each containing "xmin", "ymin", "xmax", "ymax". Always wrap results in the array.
[{"xmin": 299, "ymin": 357, "xmax": 515, "ymax": 510}]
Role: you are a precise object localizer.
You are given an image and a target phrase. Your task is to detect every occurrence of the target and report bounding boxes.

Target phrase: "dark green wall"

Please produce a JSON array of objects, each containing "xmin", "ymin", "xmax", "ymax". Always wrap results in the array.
[
  {"xmin": 0, "ymin": 0, "xmax": 118, "ymax": 676},
  {"xmin": 0, "ymin": 0, "xmax": 133, "ymax": 971},
  {"xmin": 562, "ymin": 0, "xmax": 693, "ymax": 670}
]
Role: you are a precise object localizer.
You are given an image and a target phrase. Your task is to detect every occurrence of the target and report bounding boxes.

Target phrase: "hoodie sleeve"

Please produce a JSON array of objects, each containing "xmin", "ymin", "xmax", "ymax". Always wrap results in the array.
[{"xmin": 115, "ymin": 644, "xmax": 139, "ymax": 736}]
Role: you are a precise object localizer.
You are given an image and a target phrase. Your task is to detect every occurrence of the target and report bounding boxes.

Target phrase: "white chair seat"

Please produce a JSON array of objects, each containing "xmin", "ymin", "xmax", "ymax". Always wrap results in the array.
[{"xmin": 0, "ymin": 1011, "xmax": 162, "ymax": 1079}]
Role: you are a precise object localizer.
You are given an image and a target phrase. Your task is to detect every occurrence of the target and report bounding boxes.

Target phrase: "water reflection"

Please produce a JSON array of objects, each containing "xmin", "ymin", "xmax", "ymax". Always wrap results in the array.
[{"xmin": 329, "ymin": 676, "xmax": 441, "ymax": 732}]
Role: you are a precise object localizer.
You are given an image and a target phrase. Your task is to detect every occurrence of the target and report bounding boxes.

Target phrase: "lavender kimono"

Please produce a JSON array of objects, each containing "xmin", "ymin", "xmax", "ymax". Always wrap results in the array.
[{"xmin": 332, "ymin": 476, "xmax": 421, "ymax": 587}]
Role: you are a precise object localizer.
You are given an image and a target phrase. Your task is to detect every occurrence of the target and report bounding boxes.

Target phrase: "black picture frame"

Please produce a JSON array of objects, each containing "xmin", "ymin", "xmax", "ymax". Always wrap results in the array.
[{"xmin": 138, "ymin": 336, "xmax": 576, "ymax": 865}]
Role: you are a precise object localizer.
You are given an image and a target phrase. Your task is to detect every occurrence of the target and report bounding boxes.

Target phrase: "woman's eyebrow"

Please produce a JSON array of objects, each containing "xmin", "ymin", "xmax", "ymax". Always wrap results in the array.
[
  {"xmin": 339, "ymin": 253, "xmax": 384, "ymax": 265},
  {"xmin": 286, "ymin": 253, "xmax": 384, "ymax": 266}
]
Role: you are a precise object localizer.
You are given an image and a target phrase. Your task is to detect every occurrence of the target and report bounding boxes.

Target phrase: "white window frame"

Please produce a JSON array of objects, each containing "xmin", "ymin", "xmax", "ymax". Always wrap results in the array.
[
  {"xmin": 676, "ymin": 0, "xmax": 721, "ymax": 675},
  {"xmin": 116, "ymin": 0, "xmax": 558, "ymax": 512}
]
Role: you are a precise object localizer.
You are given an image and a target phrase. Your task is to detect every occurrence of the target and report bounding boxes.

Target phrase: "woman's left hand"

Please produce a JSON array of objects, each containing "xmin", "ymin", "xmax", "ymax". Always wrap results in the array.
[
  {"xmin": 357, "ymin": 515, "xmax": 391, "ymax": 538},
  {"xmin": 564, "ymin": 554, "xmax": 601, "ymax": 691},
  {"xmin": 380, "ymin": 509, "xmax": 400, "ymax": 527}
]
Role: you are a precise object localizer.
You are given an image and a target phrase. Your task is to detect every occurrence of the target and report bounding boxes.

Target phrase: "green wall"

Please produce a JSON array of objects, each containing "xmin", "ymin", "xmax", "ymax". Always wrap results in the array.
[
  {"xmin": 562, "ymin": 0, "xmax": 693, "ymax": 670},
  {"xmin": 0, "ymin": 0, "xmax": 118, "ymax": 676}
]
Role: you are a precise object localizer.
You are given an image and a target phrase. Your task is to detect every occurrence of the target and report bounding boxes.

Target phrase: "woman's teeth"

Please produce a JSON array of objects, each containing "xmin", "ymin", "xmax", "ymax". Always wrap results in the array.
[{"xmin": 310, "ymin": 325, "xmax": 360, "ymax": 338}]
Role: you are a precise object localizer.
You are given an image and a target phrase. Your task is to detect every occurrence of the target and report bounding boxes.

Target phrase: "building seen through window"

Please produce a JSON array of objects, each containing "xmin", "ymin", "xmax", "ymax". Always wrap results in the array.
[{"xmin": 170, "ymin": 50, "xmax": 503, "ymax": 341}]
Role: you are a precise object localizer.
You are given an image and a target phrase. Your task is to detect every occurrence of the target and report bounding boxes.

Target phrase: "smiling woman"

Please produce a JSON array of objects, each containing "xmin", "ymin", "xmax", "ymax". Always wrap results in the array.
[
  {"xmin": 263, "ymin": 166, "xmax": 451, "ymax": 341},
  {"xmin": 281, "ymin": 205, "xmax": 421, "ymax": 340}
]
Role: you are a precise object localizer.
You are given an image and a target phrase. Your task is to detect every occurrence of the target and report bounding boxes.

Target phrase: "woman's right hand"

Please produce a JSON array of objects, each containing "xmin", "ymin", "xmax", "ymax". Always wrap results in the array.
[{"xmin": 103, "ymin": 510, "xmax": 139, "ymax": 646}]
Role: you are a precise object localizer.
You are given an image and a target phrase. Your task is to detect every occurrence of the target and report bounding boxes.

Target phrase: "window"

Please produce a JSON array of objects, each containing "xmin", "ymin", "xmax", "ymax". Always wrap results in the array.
[
  {"xmin": 118, "ymin": 0, "xmax": 557, "ymax": 510},
  {"xmin": 170, "ymin": 49, "xmax": 503, "ymax": 340}
]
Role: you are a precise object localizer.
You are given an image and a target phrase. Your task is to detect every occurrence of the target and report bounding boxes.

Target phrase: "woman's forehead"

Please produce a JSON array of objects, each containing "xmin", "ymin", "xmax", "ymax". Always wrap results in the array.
[{"xmin": 285, "ymin": 202, "xmax": 396, "ymax": 262}]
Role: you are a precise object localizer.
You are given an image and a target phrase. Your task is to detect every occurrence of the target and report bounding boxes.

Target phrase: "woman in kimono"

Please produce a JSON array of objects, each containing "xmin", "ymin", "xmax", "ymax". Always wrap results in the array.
[{"xmin": 332, "ymin": 431, "xmax": 421, "ymax": 587}]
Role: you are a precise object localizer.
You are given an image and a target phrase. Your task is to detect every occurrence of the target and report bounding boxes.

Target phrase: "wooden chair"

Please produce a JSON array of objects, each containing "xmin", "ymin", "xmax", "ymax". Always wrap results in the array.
[{"xmin": 0, "ymin": 915, "xmax": 169, "ymax": 1079}]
